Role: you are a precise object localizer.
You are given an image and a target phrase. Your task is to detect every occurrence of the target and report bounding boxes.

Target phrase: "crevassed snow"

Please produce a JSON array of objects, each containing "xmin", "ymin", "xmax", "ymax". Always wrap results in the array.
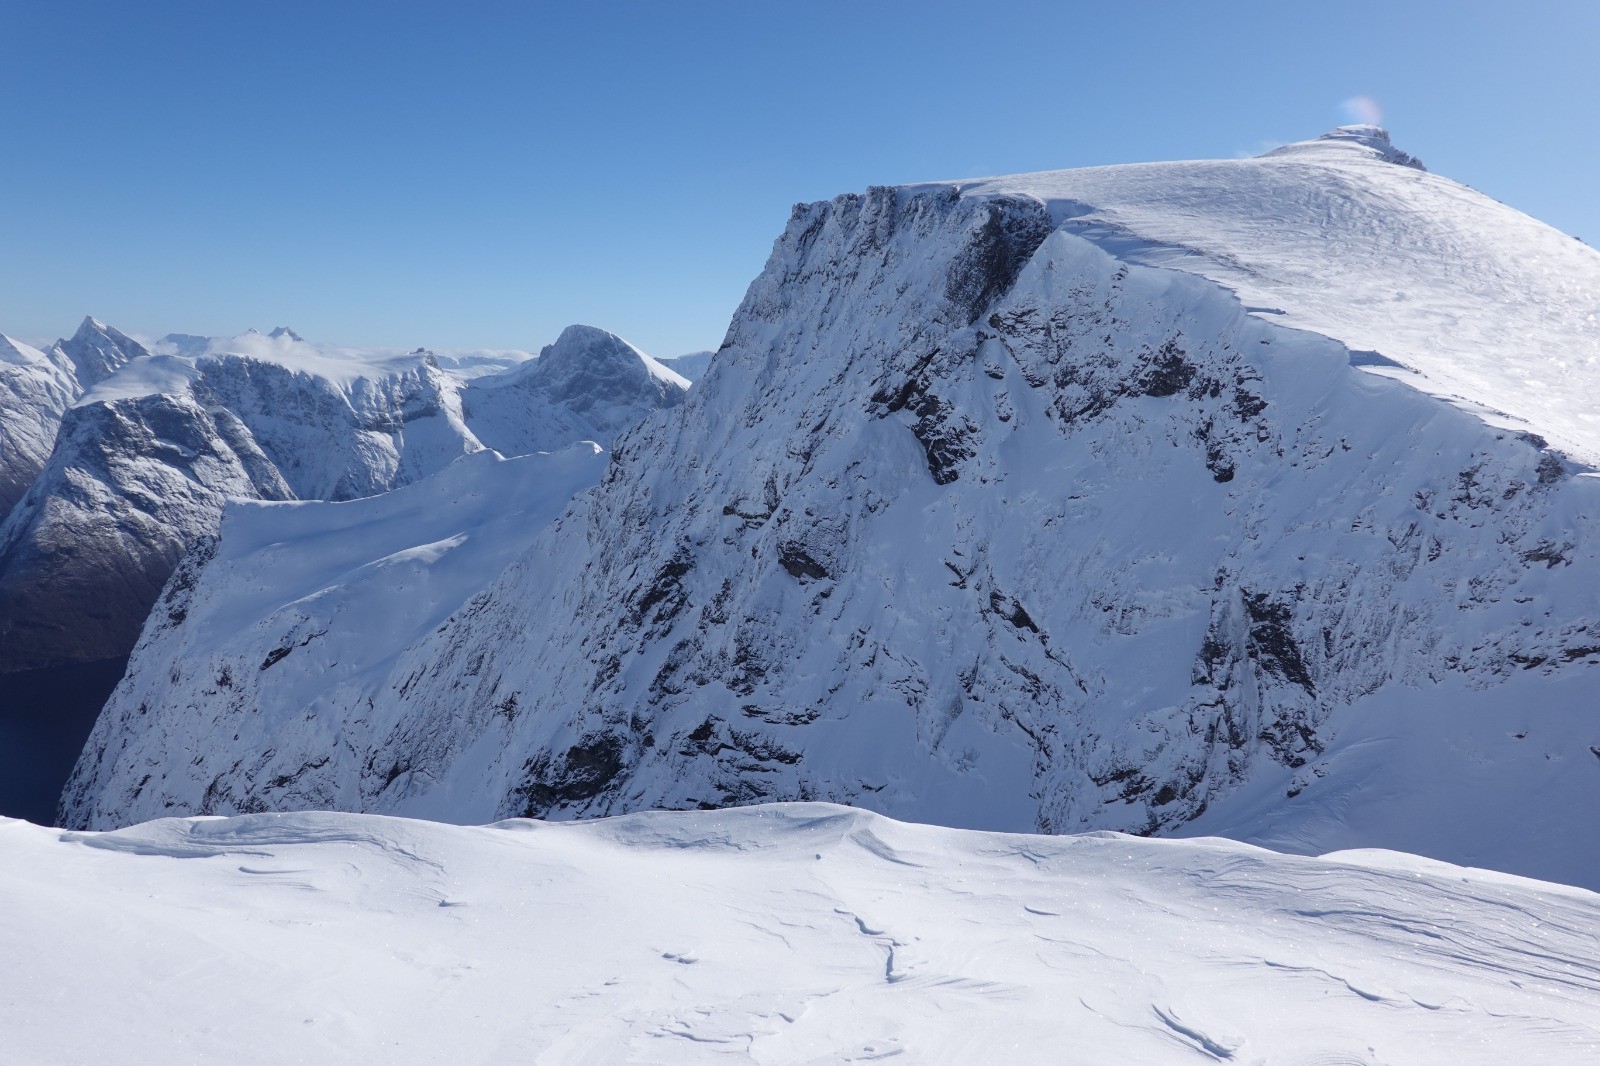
[
  {"xmin": 912, "ymin": 126, "xmax": 1600, "ymax": 464},
  {"xmin": 2, "ymin": 804, "xmax": 1597, "ymax": 1064}
]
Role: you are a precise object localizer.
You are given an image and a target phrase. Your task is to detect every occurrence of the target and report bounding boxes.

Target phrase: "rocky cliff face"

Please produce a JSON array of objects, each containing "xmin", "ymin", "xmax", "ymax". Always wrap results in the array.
[
  {"xmin": 61, "ymin": 135, "xmax": 1600, "ymax": 887},
  {"xmin": 0, "ymin": 391, "xmax": 294, "ymax": 672}
]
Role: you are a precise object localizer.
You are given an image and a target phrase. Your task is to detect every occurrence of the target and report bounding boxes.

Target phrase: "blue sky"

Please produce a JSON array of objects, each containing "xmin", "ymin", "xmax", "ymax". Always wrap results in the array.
[{"xmin": 2, "ymin": 1, "xmax": 1594, "ymax": 357}]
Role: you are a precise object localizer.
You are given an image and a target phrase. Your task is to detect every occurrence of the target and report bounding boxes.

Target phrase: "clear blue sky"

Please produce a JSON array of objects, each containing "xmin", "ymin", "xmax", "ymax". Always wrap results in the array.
[{"xmin": 2, "ymin": 1, "xmax": 1594, "ymax": 357}]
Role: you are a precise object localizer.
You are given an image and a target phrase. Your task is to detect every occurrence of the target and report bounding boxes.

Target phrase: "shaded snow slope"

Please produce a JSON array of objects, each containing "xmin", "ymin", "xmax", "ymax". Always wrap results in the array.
[
  {"xmin": 0, "ymin": 391, "xmax": 295, "ymax": 673},
  {"xmin": 69, "ymin": 176, "xmax": 1600, "ymax": 891},
  {"xmin": 0, "ymin": 335, "xmax": 77, "ymax": 522},
  {"xmin": 661, "ymin": 349, "xmax": 716, "ymax": 382},
  {"xmin": 4, "ymin": 805, "xmax": 1599, "ymax": 1064},
  {"xmin": 62, "ymin": 445, "xmax": 606, "ymax": 820},
  {"xmin": 909, "ymin": 126, "xmax": 1600, "ymax": 465}
]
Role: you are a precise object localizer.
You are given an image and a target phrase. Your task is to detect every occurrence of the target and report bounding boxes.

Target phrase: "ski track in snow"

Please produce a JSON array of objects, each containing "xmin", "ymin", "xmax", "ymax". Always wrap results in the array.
[{"xmin": 4, "ymin": 803, "xmax": 1599, "ymax": 1064}]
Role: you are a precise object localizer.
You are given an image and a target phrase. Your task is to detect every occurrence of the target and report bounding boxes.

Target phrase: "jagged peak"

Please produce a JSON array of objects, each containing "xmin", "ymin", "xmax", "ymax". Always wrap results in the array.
[
  {"xmin": 65, "ymin": 314, "xmax": 147, "ymax": 349},
  {"xmin": 268, "ymin": 326, "xmax": 304, "ymax": 342},
  {"xmin": 75, "ymin": 314, "xmax": 108, "ymax": 336}
]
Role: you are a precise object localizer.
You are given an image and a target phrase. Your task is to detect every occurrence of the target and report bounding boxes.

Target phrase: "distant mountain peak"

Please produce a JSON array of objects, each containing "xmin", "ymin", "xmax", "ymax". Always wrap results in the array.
[
  {"xmin": 57, "ymin": 316, "xmax": 148, "ymax": 388},
  {"xmin": 268, "ymin": 326, "xmax": 304, "ymax": 342},
  {"xmin": 72, "ymin": 315, "xmax": 110, "ymax": 340}
]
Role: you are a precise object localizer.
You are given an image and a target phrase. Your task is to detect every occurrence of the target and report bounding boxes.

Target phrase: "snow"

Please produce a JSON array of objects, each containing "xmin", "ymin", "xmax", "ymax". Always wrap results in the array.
[
  {"xmin": 911, "ymin": 126, "xmax": 1600, "ymax": 465},
  {"xmin": 74, "ymin": 352, "xmax": 202, "ymax": 405},
  {"xmin": 0, "ymin": 334, "xmax": 55, "ymax": 369},
  {"xmin": 661, "ymin": 349, "xmax": 716, "ymax": 382},
  {"xmin": 3, "ymin": 803, "xmax": 1597, "ymax": 1063}
]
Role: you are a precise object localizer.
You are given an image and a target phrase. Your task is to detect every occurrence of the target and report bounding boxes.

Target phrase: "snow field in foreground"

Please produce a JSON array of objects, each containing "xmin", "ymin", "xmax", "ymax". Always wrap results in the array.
[{"xmin": 4, "ymin": 803, "xmax": 1598, "ymax": 1064}]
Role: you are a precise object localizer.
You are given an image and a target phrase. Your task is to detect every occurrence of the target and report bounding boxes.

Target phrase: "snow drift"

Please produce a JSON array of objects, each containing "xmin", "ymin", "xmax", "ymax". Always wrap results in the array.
[{"xmin": 4, "ymin": 804, "xmax": 1598, "ymax": 1063}]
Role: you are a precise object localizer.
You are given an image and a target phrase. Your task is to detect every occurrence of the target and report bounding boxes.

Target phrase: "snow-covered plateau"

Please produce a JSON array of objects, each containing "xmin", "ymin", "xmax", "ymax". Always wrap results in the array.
[
  {"xmin": 53, "ymin": 128, "xmax": 1600, "ymax": 898},
  {"xmin": 4, "ymin": 803, "xmax": 1598, "ymax": 1063}
]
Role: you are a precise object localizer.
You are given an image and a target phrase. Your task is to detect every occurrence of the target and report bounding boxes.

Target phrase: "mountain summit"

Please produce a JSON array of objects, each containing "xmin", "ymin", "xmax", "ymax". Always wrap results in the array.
[{"xmin": 1267, "ymin": 124, "xmax": 1426, "ymax": 169}]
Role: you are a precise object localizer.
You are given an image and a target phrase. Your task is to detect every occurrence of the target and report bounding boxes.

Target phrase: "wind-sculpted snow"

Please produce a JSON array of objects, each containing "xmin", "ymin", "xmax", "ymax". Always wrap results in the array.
[
  {"xmin": 911, "ymin": 126, "xmax": 1600, "ymax": 465},
  {"xmin": 4, "ymin": 805, "xmax": 1599, "ymax": 1063},
  {"xmin": 67, "ymin": 134, "xmax": 1600, "ymax": 890},
  {"xmin": 660, "ymin": 349, "xmax": 715, "ymax": 382}
]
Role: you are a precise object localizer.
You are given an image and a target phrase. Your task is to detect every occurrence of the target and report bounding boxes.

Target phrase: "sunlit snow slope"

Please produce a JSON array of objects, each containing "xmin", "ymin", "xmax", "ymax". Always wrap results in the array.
[
  {"xmin": 5, "ymin": 804, "xmax": 1598, "ymax": 1064},
  {"xmin": 914, "ymin": 126, "xmax": 1600, "ymax": 465}
]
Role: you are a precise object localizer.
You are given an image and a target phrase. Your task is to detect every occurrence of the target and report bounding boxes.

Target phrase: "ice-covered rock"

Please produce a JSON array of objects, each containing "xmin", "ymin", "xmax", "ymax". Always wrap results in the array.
[
  {"xmin": 0, "ymin": 390, "xmax": 295, "ymax": 672},
  {"xmin": 49, "ymin": 316, "xmax": 147, "ymax": 388}
]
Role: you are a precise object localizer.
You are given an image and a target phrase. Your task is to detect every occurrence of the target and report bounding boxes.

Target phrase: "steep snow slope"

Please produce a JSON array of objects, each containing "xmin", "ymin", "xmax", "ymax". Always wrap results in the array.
[
  {"xmin": 661, "ymin": 349, "xmax": 716, "ymax": 382},
  {"xmin": 463, "ymin": 325, "xmax": 689, "ymax": 455},
  {"xmin": 61, "ymin": 445, "xmax": 606, "ymax": 819},
  {"xmin": 5, "ymin": 805, "xmax": 1599, "ymax": 1064},
  {"xmin": 67, "ymin": 133, "xmax": 1600, "ymax": 889},
  {"xmin": 0, "ymin": 390, "xmax": 295, "ymax": 672},
  {"xmin": 0, "ymin": 335, "xmax": 77, "ymax": 521},
  {"xmin": 910, "ymin": 126, "xmax": 1600, "ymax": 465}
]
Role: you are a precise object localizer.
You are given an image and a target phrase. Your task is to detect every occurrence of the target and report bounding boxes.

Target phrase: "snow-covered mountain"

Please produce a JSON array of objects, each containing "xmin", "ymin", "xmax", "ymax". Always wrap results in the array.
[
  {"xmin": 0, "ymin": 323, "xmax": 684, "ymax": 675},
  {"xmin": 63, "ymin": 129, "xmax": 1600, "ymax": 889},
  {"xmin": 49, "ymin": 315, "xmax": 147, "ymax": 389},
  {"xmin": 5, "ymin": 804, "xmax": 1598, "ymax": 1063},
  {"xmin": 0, "ymin": 335, "xmax": 78, "ymax": 522},
  {"xmin": 463, "ymin": 325, "xmax": 689, "ymax": 456}
]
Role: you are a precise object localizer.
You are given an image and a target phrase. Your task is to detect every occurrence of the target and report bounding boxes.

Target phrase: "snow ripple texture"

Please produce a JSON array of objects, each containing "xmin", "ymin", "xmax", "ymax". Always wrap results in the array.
[
  {"xmin": 66, "ymin": 132, "xmax": 1600, "ymax": 891},
  {"xmin": 4, "ymin": 805, "xmax": 1599, "ymax": 1063}
]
